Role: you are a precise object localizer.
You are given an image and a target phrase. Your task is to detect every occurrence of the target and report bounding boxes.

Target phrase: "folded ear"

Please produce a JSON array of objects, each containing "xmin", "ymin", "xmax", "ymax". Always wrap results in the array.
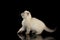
[
  {"xmin": 24, "ymin": 10, "xmax": 30, "ymax": 15},
  {"xmin": 24, "ymin": 10, "xmax": 30, "ymax": 13},
  {"xmin": 27, "ymin": 12, "xmax": 29, "ymax": 15}
]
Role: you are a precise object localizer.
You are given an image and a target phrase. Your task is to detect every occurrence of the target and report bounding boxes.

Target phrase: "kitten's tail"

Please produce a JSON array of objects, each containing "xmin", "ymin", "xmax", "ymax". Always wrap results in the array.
[{"xmin": 44, "ymin": 26, "xmax": 56, "ymax": 32}]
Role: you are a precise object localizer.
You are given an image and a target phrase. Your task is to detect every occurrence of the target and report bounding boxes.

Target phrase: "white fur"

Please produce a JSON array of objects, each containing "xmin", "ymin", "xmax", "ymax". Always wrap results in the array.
[{"xmin": 17, "ymin": 10, "xmax": 55, "ymax": 34}]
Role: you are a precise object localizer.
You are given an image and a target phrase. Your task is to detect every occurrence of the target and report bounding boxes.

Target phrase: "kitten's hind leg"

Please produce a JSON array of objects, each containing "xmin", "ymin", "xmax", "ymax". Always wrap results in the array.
[{"xmin": 36, "ymin": 30, "xmax": 43, "ymax": 35}]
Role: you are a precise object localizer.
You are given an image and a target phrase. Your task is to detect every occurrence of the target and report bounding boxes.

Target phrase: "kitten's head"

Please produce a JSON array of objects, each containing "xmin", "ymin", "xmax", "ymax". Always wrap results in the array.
[{"xmin": 21, "ymin": 10, "xmax": 31, "ymax": 19}]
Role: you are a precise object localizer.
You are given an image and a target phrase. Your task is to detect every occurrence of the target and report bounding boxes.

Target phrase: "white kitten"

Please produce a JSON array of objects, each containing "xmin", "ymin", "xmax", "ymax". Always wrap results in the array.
[{"xmin": 17, "ymin": 10, "xmax": 56, "ymax": 34}]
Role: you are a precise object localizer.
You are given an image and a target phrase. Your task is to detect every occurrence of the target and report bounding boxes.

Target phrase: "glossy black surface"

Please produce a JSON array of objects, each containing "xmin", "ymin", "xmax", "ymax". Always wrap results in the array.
[{"xmin": 17, "ymin": 32, "xmax": 57, "ymax": 40}]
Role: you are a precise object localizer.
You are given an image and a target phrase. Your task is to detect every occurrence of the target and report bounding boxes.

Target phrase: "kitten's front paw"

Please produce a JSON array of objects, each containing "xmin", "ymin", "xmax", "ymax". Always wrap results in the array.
[
  {"xmin": 17, "ymin": 31, "xmax": 20, "ymax": 33},
  {"xmin": 32, "ymin": 31, "xmax": 36, "ymax": 33},
  {"xmin": 25, "ymin": 32, "xmax": 29, "ymax": 35},
  {"xmin": 17, "ymin": 31, "xmax": 22, "ymax": 33}
]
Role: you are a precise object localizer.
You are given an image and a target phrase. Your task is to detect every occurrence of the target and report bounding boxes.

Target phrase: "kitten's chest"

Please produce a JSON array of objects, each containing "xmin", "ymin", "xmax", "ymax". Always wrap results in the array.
[{"xmin": 22, "ymin": 19, "xmax": 31, "ymax": 26}]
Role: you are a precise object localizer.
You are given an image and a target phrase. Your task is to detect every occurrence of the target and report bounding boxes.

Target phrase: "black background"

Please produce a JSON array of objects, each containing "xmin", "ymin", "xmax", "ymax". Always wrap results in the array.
[
  {"xmin": 1, "ymin": 0, "xmax": 60, "ymax": 40},
  {"xmin": 15, "ymin": 0, "xmax": 60, "ymax": 40}
]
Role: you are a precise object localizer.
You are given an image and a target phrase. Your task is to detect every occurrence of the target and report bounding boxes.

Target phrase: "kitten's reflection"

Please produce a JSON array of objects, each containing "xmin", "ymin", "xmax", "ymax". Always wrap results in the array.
[{"xmin": 17, "ymin": 34, "xmax": 55, "ymax": 40}]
